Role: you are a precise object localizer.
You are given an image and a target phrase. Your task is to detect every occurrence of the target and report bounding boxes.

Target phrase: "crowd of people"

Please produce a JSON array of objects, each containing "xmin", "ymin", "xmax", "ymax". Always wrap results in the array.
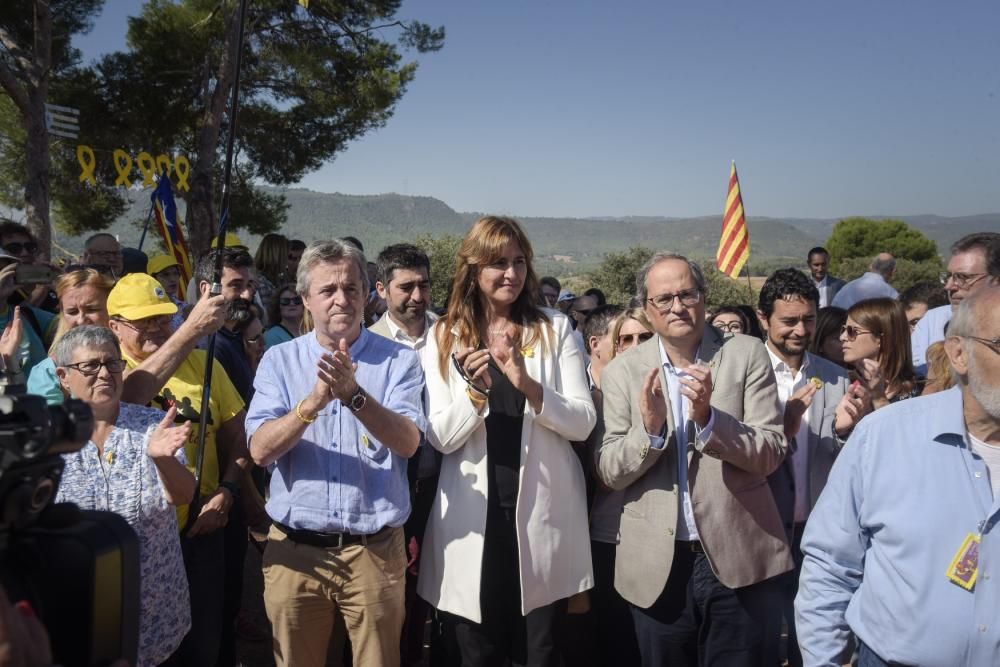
[{"xmin": 2, "ymin": 216, "xmax": 999, "ymax": 667}]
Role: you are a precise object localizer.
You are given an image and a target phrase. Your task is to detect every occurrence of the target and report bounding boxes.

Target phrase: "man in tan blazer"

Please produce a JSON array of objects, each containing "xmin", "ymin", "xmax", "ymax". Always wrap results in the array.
[{"xmin": 597, "ymin": 252, "xmax": 792, "ymax": 666}]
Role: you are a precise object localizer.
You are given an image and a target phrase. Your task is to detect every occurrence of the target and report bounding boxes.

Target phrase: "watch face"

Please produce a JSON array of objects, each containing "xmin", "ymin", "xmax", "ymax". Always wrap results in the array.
[{"xmin": 350, "ymin": 390, "xmax": 366, "ymax": 411}]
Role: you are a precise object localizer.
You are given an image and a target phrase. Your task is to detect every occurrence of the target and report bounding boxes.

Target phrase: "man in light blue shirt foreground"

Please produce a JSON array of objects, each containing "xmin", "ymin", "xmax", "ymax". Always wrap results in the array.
[
  {"xmin": 246, "ymin": 239, "xmax": 426, "ymax": 667},
  {"xmin": 796, "ymin": 286, "xmax": 1000, "ymax": 667}
]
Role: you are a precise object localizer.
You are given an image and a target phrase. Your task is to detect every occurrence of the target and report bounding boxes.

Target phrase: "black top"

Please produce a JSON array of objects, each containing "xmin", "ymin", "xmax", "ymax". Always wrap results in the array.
[
  {"xmin": 485, "ymin": 362, "xmax": 525, "ymax": 509},
  {"xmin": 214, "ymin": 326, "xmax": 254, "ymax": 404}
]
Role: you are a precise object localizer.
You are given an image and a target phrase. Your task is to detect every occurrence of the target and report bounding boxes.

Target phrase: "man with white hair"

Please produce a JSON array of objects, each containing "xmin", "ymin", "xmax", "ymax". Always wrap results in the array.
[{"xmin": 796, "ymin": 286, "xmax": 1000, "ymax": 666}]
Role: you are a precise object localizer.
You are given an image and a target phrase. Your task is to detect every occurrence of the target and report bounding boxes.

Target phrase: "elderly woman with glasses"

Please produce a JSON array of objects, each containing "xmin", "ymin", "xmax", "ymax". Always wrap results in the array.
[
  {"xmin": 840, "ymin": 297, "xmax": 918, "ymax": 410},
  {"xmin": 52, "ymin": 325, "xmax": 195, "ymax": 666},
  {"xmin": 263, "ymin": 282, "xmax": 306, "ymax": 348},
  {"xmin": 27, "ymin": 268, "xmax": 116, "ymax": 405}
]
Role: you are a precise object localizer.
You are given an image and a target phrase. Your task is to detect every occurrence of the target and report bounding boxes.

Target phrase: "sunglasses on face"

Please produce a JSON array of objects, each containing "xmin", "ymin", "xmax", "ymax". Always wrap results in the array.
[
  {"xmin": 840, "ymin": 325, "xmax": 876, "ymax": 341},
  {"xmin": 3, "ymin": 242, "xmax": 38, "ymax": 256},
  {"xmin": 279, "ymin": 296, "xmax": 303, "ymax": 306},
  {"xmin": 618, "ymin": 331, "xmax": 653, "ymax": 348}
]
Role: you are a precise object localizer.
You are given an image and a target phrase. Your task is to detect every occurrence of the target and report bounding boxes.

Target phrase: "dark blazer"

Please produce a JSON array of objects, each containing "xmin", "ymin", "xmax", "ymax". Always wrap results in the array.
[{"xmin": 596, "ymin": 327, "xmax": 793, "ymax": 608}]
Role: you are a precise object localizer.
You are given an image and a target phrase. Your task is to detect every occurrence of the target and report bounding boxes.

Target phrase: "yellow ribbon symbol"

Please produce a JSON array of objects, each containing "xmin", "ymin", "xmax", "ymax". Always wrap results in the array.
[
  {"xmin": 113, "ymin": 149, "xmax": 133, "ymax": 188},
  {"xmin": 76, "ymin": 145, "xmax": 97, "ymax": 186},
  {"xmin": 136, "ymin": 151, "xmax": 156, "ymax": 188},
  {"xmin": 173, "ymin": 155, "xmax": 191, "ymax": 191},
  {"xmin": 155, "ymin": 154, "xmax": 172, "ymax": 178}
]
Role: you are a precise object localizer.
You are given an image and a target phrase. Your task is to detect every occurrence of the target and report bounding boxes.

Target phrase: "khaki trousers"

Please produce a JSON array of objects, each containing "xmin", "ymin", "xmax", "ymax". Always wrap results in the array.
[{"xmin": 262, "ymin": 524, "xmax": 407, "ymax": 667}]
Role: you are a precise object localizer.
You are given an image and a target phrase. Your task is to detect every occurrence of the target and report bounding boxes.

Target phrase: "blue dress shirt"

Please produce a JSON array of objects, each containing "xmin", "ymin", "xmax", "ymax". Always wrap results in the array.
[
  {"xmin": 796, "ymin": 387, "xmax": 1000, "ymax": 666},
  {"xmin": 910, "ymin": 303, "xmax": 952, "ymax": 376},
  {"xmin": 830, "ymin": 272, "xmax": 899, "ymax": 310},
  {"xmin": 246, "ymin": 327, "xmax": 427, "ymax": 534}
]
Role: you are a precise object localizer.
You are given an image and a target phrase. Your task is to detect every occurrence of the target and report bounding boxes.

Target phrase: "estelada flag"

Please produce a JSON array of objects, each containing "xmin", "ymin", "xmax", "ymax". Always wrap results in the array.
[
  {"xmin": 151, "ymin": 174, "xmax": 193, "ymax": 299},
  {"xmin": 716, "ymin": 162, "xmax": 750, "ymax": 279}
]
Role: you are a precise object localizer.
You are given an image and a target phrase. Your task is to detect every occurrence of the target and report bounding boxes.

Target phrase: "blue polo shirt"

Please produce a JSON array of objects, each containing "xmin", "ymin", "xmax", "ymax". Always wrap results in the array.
[{"xmin": 246, "ymin": 327, "xmax": 426, "ymax": 534}]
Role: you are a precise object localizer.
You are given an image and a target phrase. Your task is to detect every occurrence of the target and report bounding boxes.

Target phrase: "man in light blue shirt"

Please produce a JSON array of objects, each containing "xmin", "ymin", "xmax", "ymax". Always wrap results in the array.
[
  {"xmin": 830, "ymin": 253, "xmax": 898, "ymax": 310},
  {"xmin": 246, "ymin": 240, "xmax": 426, "ymax": 667},
  {"xmin": 911, "ymin": 232, "xmax": 1000, "ymax": 376},
  {"xmin": 796, "ymin": 286, "xmax": 1000, "ymax": 667}
]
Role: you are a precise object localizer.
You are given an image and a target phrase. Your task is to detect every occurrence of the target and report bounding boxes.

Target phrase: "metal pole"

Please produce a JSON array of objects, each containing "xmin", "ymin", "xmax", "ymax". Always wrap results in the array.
[{"xmin": 186, "ymin": 0, "xmax": 251, "ymax": 532}]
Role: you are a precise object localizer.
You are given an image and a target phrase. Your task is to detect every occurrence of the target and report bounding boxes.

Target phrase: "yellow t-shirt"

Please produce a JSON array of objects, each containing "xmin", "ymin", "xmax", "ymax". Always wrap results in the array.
[{"xmin": 124, "ymin": 349, "xmax": 245, "ymax": 529}]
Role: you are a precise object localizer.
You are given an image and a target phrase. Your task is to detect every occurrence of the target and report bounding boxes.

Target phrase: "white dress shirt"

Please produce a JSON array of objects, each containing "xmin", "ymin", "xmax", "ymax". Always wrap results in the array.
[{"xmin": 766, "ymin": 344, "xmax": 812, "ymax": 523}]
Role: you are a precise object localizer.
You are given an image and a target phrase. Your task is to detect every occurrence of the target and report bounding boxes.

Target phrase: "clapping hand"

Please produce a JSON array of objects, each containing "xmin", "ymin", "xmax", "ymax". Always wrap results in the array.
[
  {"xmin": 834, "ymin": 380, "xmax": 871, "ymax": 437},
  {"xmin": 316, "ymin": 337, "xmax": 360, "ymax": 403},
  {"xmin": 784, "ymin": 383, "xmax": 818, "ymax": 441},
  {"xmin": 679, "ymin": 362, "xmax": 713, "ymax": 428},
  {"xmin": 639, "ymin": 368, "xmax": 667, "ymax": 435},
  {"xmin": 0, "ymin": 307, "xmax": 22, "ymax": 373}
]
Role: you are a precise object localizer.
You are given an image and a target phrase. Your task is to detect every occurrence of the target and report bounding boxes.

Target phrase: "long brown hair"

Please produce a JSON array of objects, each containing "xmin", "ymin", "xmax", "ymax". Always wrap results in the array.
[
  {"xmin": 847, "ymin": 297, "xmax": 915, "ymax": 396},
  {"xmin": 436, "ymin": 216, "xmax": 549, "ymax": 378}
]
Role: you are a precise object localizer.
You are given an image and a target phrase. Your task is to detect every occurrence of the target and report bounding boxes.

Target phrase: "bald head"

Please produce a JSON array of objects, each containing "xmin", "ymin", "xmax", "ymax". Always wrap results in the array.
[{"xmin": 870, "ymin": 253, "xmax": 896, "ymax": 279}]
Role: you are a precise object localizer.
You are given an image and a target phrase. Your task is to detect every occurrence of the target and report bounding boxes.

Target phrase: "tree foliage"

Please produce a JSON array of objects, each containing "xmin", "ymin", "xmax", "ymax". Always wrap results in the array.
[
  {"xmin": 586, "ymin": 246, "xmax": 653, "ymax": 305},
  {"xmin": 703, "ymin": 265, "xmax": 758, "ymax": 311},
  {"xmin": 825, "ymin": 217, "xmax": 939, "ymax": 267},
  {"xmin": 60, "ymin": 0, "xmax": 445, "ymax": 252},
  {"xmin": 414, "ymin": 233, "xmax": 461, "ymax": 310}
]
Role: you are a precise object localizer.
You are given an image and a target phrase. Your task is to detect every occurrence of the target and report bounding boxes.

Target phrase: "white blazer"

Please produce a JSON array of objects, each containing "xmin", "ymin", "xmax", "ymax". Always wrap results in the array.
[{"xmin": 417, "ymin": 311, "xmax": 597, "ymax": 622}]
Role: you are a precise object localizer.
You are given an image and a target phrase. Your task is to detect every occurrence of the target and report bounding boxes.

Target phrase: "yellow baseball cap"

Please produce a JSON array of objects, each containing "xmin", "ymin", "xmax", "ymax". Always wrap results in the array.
[
  {"xmin": 210, "ymin": 232, "xmax": 247, "ymax": 249},
  {"xmin": 107, "ymin": 273, "xmax": 178, "ymax": 320},
  {"xmin": 147, "ymin": 254, "xmax": 179, "ymax": 275}
]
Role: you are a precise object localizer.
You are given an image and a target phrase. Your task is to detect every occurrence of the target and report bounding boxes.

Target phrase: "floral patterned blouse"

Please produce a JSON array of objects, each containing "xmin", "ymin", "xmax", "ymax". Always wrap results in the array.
[{"xmin": 56, "ymin": 402, "xmax": 191, "ymax": 667}]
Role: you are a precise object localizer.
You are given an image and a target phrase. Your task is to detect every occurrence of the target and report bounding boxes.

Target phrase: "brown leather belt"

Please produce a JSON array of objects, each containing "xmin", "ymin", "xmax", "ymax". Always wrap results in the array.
[{"xmin": 274, "ymin": 522, "xmax": 389, "ymax": 549}]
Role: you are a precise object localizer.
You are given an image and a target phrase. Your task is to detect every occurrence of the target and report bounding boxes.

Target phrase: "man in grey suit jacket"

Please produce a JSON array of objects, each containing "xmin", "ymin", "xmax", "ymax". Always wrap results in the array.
[
  {"xmin": 597, "ymin": 253, "xmax": 792, "ymax": 666},
  {"xmin": 755, "ymin": 268, "xmax": 866, "ymax": 667},
  {"xmin": 808, "ymin": 247, "xmax": 847, "ymax": 308}
]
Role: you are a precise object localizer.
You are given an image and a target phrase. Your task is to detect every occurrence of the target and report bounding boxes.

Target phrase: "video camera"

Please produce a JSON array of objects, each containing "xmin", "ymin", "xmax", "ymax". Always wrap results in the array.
[{"xmin": 0, "ymin": 362, "xmax": 139, "ymax": 666}]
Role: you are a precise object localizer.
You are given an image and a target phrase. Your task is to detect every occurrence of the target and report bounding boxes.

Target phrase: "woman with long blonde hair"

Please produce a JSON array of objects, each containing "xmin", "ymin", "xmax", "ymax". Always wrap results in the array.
[
  {"xmin": 419, "ymin": 216, "xmax": 596, "ymax": 665},
  {"xmin": 28, "ymin": 268, "xmax": 115, "ymax": 404}
]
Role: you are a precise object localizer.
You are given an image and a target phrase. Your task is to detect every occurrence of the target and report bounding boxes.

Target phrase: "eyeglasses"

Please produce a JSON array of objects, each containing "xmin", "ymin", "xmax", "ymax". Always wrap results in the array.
[
  {"xmin": 840, "ymin": 325, "xmax": 877, "ymax": 341},
  {"xmin": 62, "ymin": 358, "xmax": 127, "ymax": 376},
  {"xmin": 618, "ymin": 331, "xmax": 653, "ymax": 348},
  {"xmin": 941, "ymin": 271, "xmax": 988, "ymax": 289},
  {"xmin": 964, "ymin": 335, "xmax": 1000, "ymax": 355},
  {"xmin": 113, "ymin": 315, "xmax": 172, "ymax": 332},
  {"xmin": 646, "ymin": 289, "xmax": 701, "ymax": 311},
  {"xmin": 3, "ymin": 242, "xmax": 37, "ymax": 256},
  {"xmin": 279, "ymin": 296, "xmax": 303, "ymax": 306},
  {"xmin": 714, "ymin": 321, "xmax": 744, "ymax": 333}
]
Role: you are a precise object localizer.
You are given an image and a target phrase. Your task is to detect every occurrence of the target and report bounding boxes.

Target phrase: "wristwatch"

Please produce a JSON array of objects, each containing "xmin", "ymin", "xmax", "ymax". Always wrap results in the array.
[{"xmin": 348, "ymin": 386, "xmax": 367, "ymax": 413}]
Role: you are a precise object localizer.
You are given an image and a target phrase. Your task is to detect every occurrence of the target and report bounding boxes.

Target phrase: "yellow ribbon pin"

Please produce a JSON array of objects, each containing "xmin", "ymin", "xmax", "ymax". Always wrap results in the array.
[
  {"xmin": 112, "ymin": 149, "xmax": 133, "ymax": 188},
  {"xmin": 76, "ymin": 145, "xmax": 97, "ymax": 186},
  {"xmin": 136, "ymin": 151, "xmax": 156, "ymax": 188},
  {"xmin": 173, "ymin": 155, "xmax": 191, "ymax": 191}
]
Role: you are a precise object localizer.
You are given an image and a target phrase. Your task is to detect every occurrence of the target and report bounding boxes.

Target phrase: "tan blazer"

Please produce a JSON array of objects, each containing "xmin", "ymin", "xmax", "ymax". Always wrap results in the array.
[{"xmin": 597, "ymin": 327, "xmax": 793, "ymax": 608}]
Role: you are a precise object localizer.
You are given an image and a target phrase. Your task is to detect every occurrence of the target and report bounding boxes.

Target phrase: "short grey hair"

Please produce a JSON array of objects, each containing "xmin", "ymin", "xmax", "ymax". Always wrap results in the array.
[
  {"xmin": 53, "ymin": 325, "xmax": 121, "ymax": 367},
  {"xmin": 635, "ymin": 252, "xmax": 708, "ymax": 304},
  {"xmin": 295, "ymin": 239, "xmax": 369, "ymax": 295}
]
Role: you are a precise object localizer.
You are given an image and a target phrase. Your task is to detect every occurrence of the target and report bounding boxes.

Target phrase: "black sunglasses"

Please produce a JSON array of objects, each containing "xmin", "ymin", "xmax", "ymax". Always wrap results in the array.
[
  {"xmin": 3, "ymin": 242, "xmax": 37, "ymax": 256},
  {"xmin": 279, "ymin": 296, "xmax": 303, "ymax": 306}
]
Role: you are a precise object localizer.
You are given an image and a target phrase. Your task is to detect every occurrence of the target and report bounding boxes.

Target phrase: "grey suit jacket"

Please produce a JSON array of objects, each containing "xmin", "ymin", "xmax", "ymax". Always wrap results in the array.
[
  {"xmin": 765, "ymin": 353, "xmax": 850, "ymax": 536},
  {"xmin": 597, "ymin": 327, "xmax": 793, "ymax": 608}
]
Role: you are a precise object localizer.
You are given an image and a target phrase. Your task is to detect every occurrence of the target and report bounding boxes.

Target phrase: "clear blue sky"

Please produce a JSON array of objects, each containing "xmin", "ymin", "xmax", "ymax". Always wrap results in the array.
[{"xmin": 75, "ymin": 0, "xmax": 1000, "ymax": 219}]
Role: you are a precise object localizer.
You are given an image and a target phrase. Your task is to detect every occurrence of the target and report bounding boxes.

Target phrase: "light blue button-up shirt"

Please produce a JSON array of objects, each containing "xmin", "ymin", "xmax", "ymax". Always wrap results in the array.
[
  {"xmin": 796, "ymin": 387, "xmax": 1000, "ymax": 666},
  {"xmin": 246, "ymin": 327, "xmax": 427, "ymax": 534},
  {"xmin": 911, "ymin": 303, "xmax": 952, "ymax": 376},
  {"xmin": 649, "ymin": 339, "xmax": 715, "ymax": 540}
]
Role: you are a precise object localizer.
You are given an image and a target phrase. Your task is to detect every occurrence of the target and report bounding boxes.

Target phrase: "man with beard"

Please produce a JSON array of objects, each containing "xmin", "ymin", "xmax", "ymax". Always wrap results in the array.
[
  {"xmin": 108, "ymin": 273, "xmax": 249, "ymax": 666},
  {"xmin": 911, "ymin": 232, "xmax": 1000, "ymax": 376},
  {"xmin": 796, "ymin": 286, "xmax": 1000, "ymax": 666},
  {"xmin": 369, "ymin": 243, "xmax": 439, "ymax": 666},
  {"xmin": 192, "ymin": 247, "xmax": 267, "ymax": 666},
  {"xmin": 754, "ymin": 269, "xmax": 860, "ymax": 667}
]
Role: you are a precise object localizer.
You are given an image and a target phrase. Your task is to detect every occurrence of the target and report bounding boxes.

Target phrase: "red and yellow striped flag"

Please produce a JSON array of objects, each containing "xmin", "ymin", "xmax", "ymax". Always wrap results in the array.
[{"xmin": 716, "ymin": 161, "xmax": 750, "ymax": 279}]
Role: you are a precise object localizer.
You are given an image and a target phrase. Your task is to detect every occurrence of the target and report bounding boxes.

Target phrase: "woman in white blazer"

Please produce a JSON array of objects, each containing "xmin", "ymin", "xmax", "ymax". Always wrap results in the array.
[{"xmin": 417, "ymin": 216, "xmax": 596, "ymax": 666}]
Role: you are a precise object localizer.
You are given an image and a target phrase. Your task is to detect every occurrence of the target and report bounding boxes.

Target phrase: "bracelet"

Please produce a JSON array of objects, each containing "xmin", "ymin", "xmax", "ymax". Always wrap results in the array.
[
  {"xmin": 466, "ymin": 386, "xmax": 487, "ymax": 405},
  {"xmin": 295, "ymin": 399, "xmax": 317, "ymax": 424},
  {"xmin": 467, "ymin": 382, "xmax": 489, "ymax": 398}
]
